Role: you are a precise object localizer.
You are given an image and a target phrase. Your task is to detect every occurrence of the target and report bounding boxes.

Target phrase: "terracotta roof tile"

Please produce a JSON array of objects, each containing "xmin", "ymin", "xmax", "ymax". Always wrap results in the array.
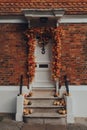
[{"xmin": 0, "ymin": 0, "xmax": 87, "ymax": 15}]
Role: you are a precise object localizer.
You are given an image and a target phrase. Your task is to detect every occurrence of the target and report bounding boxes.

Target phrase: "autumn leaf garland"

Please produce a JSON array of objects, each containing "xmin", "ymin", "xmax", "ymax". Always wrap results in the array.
[
  {"xmin": 25, "ymin": 30, "xmax": 36, "ymax": 83},
  {"xmin": 25, "ymin": 27, "xmax": 63, "ymax": 83},
  {"xmin": 51, "ymin": 26, "xmax": 63, "ymax": 81}
]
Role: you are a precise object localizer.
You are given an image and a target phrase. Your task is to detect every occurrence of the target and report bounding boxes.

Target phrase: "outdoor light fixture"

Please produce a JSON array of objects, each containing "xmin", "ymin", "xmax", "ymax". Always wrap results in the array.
[{"xmin": 39, "ymin": 17, "xmax": 48, "ymax": 23}]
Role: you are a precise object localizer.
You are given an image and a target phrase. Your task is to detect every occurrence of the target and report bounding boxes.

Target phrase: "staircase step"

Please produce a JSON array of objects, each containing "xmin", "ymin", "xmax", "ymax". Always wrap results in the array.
[
  {"xmin": 31, "ymin": 89, "xmax": 55, "ymax": 97},
  {"xmin": 23, "ymin": 112, "xmax": 66, "ymax": 118},
  {"xmin": 23, "ymin": 117, "xmax": 66, "ymax": 125},
  {"xmin": 23, "ymin": 89, "xmax": 67, "ymax": 125},
  {"xmin": 24, "ymin": 105, "xmax": 64, "ymax": 108},
  {"xmin": 32, "ymin": 87, "xmax": 55, "ymax": 90},
  {"xmin": 25, "ymin": 97, "xmax": 62, "ymax": 100},
  {"xmin": 24, "ymin": 97, "xmax": 65, "ymax": 107},
  {"xmin": 23, "ymin": 108, "xmax": 65, "ymax": 113},
  {"xmin": 24, "ymin": 98, "xmax": 66, "ymax": 109}
]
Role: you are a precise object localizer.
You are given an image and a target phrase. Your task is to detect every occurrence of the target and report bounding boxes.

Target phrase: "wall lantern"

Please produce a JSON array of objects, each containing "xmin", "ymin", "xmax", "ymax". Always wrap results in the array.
[{"xmin": 39, "ymin": 17, "xmax": 48, "ymax": 23}]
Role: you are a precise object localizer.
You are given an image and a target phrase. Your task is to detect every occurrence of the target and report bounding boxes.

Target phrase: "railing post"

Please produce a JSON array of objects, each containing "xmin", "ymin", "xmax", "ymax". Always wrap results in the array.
[
  {"xmin": 16, "ymin": 75, "xmax": 24, "ymax": 121},
  {"xmin": 16, "ymin": 95, "xmax": 24, "ymax": 121},
  {"xmin": 65, "ymin": 96, "xmax": 74, "ymax": 123}
]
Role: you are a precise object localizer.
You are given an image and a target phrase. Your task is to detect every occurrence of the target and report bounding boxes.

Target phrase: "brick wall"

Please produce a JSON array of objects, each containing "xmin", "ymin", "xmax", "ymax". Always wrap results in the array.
[
  {"xmin": 61, "ymin": 24, "xmax": 87, "ymax": 85},
  {"xmin": 0, "ymin": 23, "xmax": 28, "ymax": 85},
  {"xmin": 0, "ymin": 23, "xmax": 87, "ymax": 85}
]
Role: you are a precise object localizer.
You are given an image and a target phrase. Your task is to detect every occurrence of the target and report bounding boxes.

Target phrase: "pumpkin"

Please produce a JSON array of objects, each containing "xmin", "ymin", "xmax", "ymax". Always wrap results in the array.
[
  {"xmin": 56, "ymin": 101, "xmax": 60, "ymax": 105},
  {"xmin": 23, "ymin": 109, "xmax": 29, "ymax": 115},
  {"xmin": 53, "ymin": 101, "xmax": 57, "ymax": 105},
  {"xmin": 53, "ymin": 100, "xmax": 60, "ymax": 106},
  {"xmin": 28, "ymin": 101, "xmax": 32, "ymax": 105},
  {"xmin": 58, "ymin": 108, "xmax": 67, "ymax": 115},
  {"xmin": 29, "ymin": 109, "xmax": 33, "ymax": 114},
  {"xmin": 62, "ymin": 110, "xmax": 66, "ymax": 115},
  {"xmin": 54, "ymin": 93, "xmax": 59, "ymax": 97},
  {"xmin": 27, "ymin": 92, "xmax": 33, "ymax": 97},
  {"xmin": 24, "ymin": 99, "xmax": 29, "ymax": 105}
]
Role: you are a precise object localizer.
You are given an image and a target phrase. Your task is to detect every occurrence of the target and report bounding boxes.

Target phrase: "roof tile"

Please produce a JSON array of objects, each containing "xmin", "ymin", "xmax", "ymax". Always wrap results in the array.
[{"xmin": 0, "ymin": 0, "xmax": 87, "ymax": 15}]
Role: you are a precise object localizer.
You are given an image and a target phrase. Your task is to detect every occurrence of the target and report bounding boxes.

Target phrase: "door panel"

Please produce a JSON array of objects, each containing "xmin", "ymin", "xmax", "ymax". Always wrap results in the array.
[{"xmin": 33, "ymin": 42, "xmax": 54, "ymax": 88}]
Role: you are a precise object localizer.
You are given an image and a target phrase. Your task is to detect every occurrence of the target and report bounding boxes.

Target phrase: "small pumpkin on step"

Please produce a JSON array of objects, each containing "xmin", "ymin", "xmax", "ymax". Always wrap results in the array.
[
  {"xmin": 27, "ymin": 91, "xmax": 33, "ymax": 97},
  {"xmin": 23, "ymin": 109, "xmax": 29, "ymax": 115},
  {"xmin": 54, "ymin": 92, "xmax": 59, "ymax": 97},
  {"xmin": 29, "ymin": 109, "xmax": 33, "ymax": 114},
  {"xmin": 23, "ymin": 109, "xmax": 33, "ymax": 115},
  {"xmin": 63, "ymin": 92, "xmax": 70, "ymax": 96},
  {"xmin": 24, "ymin": 99, "xmax": 29, "ymax": 105},
  {"xmin": 58, "ymin": 108, "xmax": 67, "ymax": 115},
  {"xmin": 53, "ymin": 100, "xmax": 60, "ymax": 105},
  {"xmin": 28, "ymin": 101, "xmax": 32, "ymax": 105}
]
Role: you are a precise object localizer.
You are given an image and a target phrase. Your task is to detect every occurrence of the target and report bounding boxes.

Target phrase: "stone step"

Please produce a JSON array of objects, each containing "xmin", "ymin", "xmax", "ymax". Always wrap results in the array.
[
  {"xmin": 23, "ymin": 117, "xmax": 66, "ymax": 125},
  {"xmin": 23, "ymin": 112, "xmax": 66, "ymax": 118},
  {"xmin": 32, "ymin": 87, "xmax": 55, "ymax": 91},
  {"xmin": 31, "ymin": 89, "xmax": 55, "ymax": 98},
  {"xmin": 23, "ymin": 89, "xmax": 67, "ymax": 125},
  {"xmin": 25, "ymin": 96, "xmax": 62, "ymax": 100},
  {"xmin": 23, "ymin": 108, "xmax": 64, "ymax": 113},
  {"xmin": 24, "ymin": 105, "xmax": 64, "ymax": 108},
  {"xmin": 24, "ymin": 97, "xmax": 66, "ymax": 108}
]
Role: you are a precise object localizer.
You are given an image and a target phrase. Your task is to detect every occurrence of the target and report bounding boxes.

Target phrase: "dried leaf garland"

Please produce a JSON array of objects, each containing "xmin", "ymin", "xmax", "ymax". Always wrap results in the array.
[
  {"xmin": 25, "ymin": 30, "xmax": 36, "ymax": 83},
  {"xmin": 25, "ymin": 27, "xmax": 64, "ymax": 83},
  {"xmin": 51, "ymin": 26, "xmax": 63, "ymax": 81}
]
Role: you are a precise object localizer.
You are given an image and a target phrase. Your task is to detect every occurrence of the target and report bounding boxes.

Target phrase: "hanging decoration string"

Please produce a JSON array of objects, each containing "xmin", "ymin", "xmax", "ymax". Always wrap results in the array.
[
  {"xmin": 25, "ymin": 29, "xmax": 36, "ymax": 83},
  {"xmin": 51, "ymin": 26, "xmax": 64, "ymax": 81}
]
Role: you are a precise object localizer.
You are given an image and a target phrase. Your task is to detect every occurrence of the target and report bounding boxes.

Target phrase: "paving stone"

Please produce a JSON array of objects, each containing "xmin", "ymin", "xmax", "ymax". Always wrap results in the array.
[
  {"xmin": 2, "ymin": 118, "xmax": 24, "ymax": 129},
  {"xmin": 1, "ymin": 120, "xmax": 87, "ymax": 130},
  {"xmin": 44, "ymin": 118, "xmax": 66, "ymax": 125},
  {"xmin": 0, "ymin": 118, "xmax": 24, "ymax": 130},
  {"xmin": 67, "ymin": 124, "xmax": 87, "ymax": 130},
  {"xmin": 0, "ymin": 122, "xmax": 20, "ymax": 130},
  {"xmin": 24, "ymin": 118, "xmax": 44, "ymax": 124},
  {"xmin": 22, "ymin": 124, "xmax": 45, "ymax": 130},
  {"xmin": 46, "ymin": 124, "xmax": 67, "ymax": 130},
  {"xmin": 75, "ymin": 117, "xmax": 87, "ymax": 127}
]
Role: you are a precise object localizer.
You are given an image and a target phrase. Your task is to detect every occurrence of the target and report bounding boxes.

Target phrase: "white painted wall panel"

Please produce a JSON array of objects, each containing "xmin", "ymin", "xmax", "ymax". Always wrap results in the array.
[
  {"xmin": 0, "ymin": 86, "xmax": 28, "ymax": 113},
  {"xmin": 61, "ymin": 85, "xmax": 87, "ymax": 117}
]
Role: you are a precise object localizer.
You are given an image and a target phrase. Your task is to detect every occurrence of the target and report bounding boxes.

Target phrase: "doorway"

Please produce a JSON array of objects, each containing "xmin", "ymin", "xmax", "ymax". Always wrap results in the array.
[{"xmin": 32, "ymin": 42, "xmax": 54, "ymax": 88}]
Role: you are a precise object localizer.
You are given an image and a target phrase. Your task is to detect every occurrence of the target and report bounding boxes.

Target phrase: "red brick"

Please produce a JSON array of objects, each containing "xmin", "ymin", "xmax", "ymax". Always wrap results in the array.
[
  {"xmin": 0, "ymin": 23, "xmax": 87, "ymax": 85},
  {"xmin": 0, "ymin": 23, "xmax": 28, "ymax": 86},
  {"xmin": 61, "ymin": 24, "xmax": 87, "ymax": 85}
]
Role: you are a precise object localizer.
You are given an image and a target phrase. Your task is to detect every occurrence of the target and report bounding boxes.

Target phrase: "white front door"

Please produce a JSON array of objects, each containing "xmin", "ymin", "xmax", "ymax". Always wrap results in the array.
[{"xmin": 32, "ymin": 42, "xmax": 54, "ymax": 88}]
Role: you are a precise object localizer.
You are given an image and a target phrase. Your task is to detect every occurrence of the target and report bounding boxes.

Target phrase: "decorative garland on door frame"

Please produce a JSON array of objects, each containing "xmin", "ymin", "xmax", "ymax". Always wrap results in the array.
[
  {"xmin": 25, "ymin": 27, "xmax": 64, "ymax": 83},
  {"xmin": 51, "ymin": 27, "xmax": 64, "ymax": 81}
]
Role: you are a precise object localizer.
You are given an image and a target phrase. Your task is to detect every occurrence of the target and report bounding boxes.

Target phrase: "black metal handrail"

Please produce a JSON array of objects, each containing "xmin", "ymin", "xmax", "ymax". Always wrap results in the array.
[
  {"xmin": 64, "ymin": 75, "xmax": 69, "ymax": 95},
  {"xmin": 19, "ymin": 75, "xmax": 23, "ymax": 95}
]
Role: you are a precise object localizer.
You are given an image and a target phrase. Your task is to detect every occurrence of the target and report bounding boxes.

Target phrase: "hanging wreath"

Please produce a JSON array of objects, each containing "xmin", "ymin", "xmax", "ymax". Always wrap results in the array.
[{"xmin": 35, "ymin": 28, "xmax": 52, "ymax": 47}]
